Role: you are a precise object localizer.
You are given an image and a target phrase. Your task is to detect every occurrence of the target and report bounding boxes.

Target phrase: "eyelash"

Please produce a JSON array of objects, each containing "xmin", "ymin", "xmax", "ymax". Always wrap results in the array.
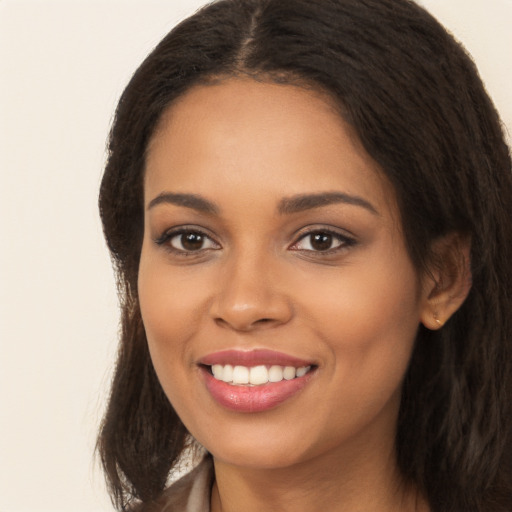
[
  {"xmin": 154, "ymin": 227, "xmax": 220, "ymax": 255},
  {"xmin": 290, "ymin": 228, "xmax": 356, "ymax": 255},
  {"xmin": 154, "ymin": 226, "xmax": 356, "ymax": 256}
]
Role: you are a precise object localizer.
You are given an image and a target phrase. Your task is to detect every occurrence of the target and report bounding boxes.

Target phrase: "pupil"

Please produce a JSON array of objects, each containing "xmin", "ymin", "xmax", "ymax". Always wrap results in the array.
[
  {"xmin": 182, "ymin": 232, "xmax": 203, "ymax": 250},
  {"xmin": 311, "ymin": 233, "xmax": 332, "ymax": 251}
]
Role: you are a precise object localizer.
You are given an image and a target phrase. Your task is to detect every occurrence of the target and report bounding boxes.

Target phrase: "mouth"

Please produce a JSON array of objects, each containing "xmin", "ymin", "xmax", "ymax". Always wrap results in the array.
[
  {"xmin": 198, "ymin": 350, "xmax": 317, "ymax": 413},
  {"xmin": 204, "ymin": 363, "xmax": 313, "ymax": 386}
]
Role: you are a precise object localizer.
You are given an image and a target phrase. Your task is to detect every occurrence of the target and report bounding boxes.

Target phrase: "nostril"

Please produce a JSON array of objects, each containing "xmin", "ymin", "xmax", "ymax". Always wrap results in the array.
[{"xmin": 214, "ymin": 318, "xmax": 229, "ymax": 328}]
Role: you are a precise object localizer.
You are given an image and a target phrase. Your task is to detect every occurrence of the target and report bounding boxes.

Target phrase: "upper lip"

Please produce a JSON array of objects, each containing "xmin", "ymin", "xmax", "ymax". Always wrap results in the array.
[{"xmin": 199, "ymin": 349, "xmax": 315, "ymax": 367}]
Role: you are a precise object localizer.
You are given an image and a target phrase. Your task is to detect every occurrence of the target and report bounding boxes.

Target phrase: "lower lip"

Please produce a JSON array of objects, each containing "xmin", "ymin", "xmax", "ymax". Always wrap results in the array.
[{"xmin": 202, "ymin": 368, "xmax": 314, "ymax": 413}]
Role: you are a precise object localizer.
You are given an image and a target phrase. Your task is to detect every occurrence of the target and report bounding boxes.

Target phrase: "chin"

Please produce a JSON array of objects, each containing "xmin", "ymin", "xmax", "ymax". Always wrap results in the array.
[{"xmin": 208, "ymin": 441, "xmax": 309, "ymax": 470}]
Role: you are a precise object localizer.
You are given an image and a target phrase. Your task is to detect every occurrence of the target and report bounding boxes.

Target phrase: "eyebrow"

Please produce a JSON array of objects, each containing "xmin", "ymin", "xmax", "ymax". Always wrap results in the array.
[
  {"xmin": 277, "ymin": 192, "xmax": 379, "ymax": 216},
  {"xmin": 147, "ymin": 191, "xmax": 378, "ymax": 216},
  {"xmin": 147, "ymin": 192, "xmax": 219, "ymax": 214}
]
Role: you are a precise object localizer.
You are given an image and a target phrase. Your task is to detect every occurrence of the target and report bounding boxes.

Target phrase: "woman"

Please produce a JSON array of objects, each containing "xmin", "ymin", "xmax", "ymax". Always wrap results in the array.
[{"xmin": 97, "ymin": 0, "xmax": 512, "ymax": 510}]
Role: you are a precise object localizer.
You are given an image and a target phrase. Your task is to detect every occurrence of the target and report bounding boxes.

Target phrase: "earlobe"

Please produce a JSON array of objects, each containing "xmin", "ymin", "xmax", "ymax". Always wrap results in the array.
[{"xmin": 420, "ymin": 233, "xmax": 472, "ymax": 331}]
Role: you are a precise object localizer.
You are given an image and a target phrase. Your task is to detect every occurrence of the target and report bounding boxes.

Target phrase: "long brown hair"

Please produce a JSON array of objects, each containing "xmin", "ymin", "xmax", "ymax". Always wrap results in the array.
[{"xmin": 98, "ymin": 1, "xmax": 512, "ymax": 510}]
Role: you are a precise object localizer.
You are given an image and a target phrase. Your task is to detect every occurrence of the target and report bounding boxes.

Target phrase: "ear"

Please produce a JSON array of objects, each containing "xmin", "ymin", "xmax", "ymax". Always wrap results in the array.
[{"xmin": 420, "ymin": 232, "xmax": 472, "ymax": 330}]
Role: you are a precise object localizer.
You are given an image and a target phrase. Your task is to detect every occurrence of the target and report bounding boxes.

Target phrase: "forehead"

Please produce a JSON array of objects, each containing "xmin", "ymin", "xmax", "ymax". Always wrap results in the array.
[{"xmin": 144, "ymin": 78, "xmax": 396, "ymax": 216}]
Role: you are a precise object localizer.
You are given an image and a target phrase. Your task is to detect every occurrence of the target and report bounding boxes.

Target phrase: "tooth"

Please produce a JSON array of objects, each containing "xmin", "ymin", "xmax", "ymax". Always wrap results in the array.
[
  {"xmin": 268, "ymin": 365, "xmax": 284, "ymax": 382},
  {"xmin": 222, "ymin": 364, "xmax": 234, "ymax": 382},
  {"xmin": 212, "ymin": 363, "xmax": 310, "ymax": 385},
  {"xmin": 212, "ymin": 364, "xmax": 223, "ymax": 379},
  {"xmin": 296, "ymin": 366, "xmax": 309, "ymax": 377},
  {"xmin": 283, "ymin": 366, "xmax": 296, "ymax": 380},
  {"xmin": 232, "ymin": 365, "xmax": 249, "ymax": 384},
  {"xmin": 249, "ymin": 365, "xmax": 269, "ymax": 385}
]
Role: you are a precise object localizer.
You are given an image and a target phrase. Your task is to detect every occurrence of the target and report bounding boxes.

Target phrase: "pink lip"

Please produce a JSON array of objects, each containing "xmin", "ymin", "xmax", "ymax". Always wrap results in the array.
[
  {"xmin": 201, "ymin": 370, "xmax": 315, "ymax": 413},
  {"xmin": 199, "ymin": 349, "xmax": 314, "ymax": 367},
  {"xmin": 198, "ymin": 350, "xmax": 316, "ymax": 413}
]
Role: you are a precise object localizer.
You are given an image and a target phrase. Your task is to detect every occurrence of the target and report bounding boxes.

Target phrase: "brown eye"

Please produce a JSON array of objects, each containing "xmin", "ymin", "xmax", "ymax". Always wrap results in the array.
[
  {"xmin": 310, "ymin": 233, "xmax": 334, "ymax": 251},
  {"xmin": 291, "ymin": 230, "xmax": 354, "ymax": 253},
  {"xmin": 181, "ymin": 232, "xmax": 205, "ymax": 251},
  {"xmin": 168, "ymin": 231, "xmax": 218, "ymax": 252}
]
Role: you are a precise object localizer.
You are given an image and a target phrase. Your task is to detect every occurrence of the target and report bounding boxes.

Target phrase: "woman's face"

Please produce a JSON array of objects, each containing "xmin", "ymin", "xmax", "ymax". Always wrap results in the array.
[{"xmin": 139, "ymin": 78, "xmax": 430, "ymax": 470}]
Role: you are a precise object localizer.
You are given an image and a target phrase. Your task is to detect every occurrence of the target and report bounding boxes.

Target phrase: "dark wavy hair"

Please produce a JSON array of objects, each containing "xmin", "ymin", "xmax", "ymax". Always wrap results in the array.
[{"xmin": 97, "ymin": 0, "xmax": 512, "ymax": 510}]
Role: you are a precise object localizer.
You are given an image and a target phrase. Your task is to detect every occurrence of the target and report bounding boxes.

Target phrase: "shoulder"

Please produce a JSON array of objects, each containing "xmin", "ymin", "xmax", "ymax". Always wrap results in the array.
[{"xmin": 134, "ymin": 456, "xmax": 214, "ymax": 512}]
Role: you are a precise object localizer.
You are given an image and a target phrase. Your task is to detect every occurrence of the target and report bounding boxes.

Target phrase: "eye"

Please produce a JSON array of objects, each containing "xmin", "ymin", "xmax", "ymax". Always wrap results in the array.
[
  {"xmin": 290, "ymin": 229, "xmax": 355, "ymax": 253},
  {"xmin": 156, "ymin": 228, "xmax": 220, "ymax": 253}
]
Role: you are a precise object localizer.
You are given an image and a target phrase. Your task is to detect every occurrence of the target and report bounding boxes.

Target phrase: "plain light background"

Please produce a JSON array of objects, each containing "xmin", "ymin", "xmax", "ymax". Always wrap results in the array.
[{"xmin": 0, "ymin": 1, "xmax": 510, "ymax": 511}]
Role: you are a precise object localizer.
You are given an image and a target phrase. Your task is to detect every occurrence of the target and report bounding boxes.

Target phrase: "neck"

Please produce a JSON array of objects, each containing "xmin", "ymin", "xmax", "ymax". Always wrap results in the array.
[{"xmin": 210, "ymin": 439, "xmax": 429, "ymax": 512}]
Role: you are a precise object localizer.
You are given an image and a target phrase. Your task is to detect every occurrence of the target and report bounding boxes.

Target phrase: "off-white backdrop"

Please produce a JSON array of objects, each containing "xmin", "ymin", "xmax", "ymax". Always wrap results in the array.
[{"xmin": 0, "ymin": 1, "xmax": 510, "ymax": 511}]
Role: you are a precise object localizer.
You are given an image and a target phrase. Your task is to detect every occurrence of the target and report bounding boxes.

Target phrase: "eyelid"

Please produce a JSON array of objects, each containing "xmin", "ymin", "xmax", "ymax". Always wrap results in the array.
[
  {"xmin": 154, "ymin": 225, "xmax": 221, "ymax": 253},
  {"xmin": 153, "ymin": 224, "xmax": 355, "ymax": 256},
  {"xmin": 288, "ymin": 226, "xmax": 357, "ymax": 253}
]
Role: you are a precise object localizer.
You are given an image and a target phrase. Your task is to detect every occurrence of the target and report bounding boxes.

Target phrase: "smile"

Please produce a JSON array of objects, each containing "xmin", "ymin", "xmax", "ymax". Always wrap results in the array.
[
  {"xmin": 199, "ymin": 350, "xmax": 317, "ymax": 413},
  {"xmin": 210, "ymin": 364, "xmax": 312, "ymax": 386}
]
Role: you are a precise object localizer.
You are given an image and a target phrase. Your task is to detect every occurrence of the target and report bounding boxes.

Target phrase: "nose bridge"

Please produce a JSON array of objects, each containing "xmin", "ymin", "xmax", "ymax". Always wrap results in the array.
[{"xmin": 211, "ymin": 242, "xmax": 292, "ymax": 331}]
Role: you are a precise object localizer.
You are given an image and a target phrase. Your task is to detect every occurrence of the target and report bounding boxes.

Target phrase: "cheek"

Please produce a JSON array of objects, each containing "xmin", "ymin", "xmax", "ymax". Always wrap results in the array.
[
  {"xmin": 138, "ymin": 254, "xmax": 212, "ymax": 423},
  {"xmin": 139, "ymin": 247, "xmax": 208, "ymax": 333},
  {"xmin": 137, "ymin": 249, "xmax": 207, "ymax": 377},
  {"xmin": 295, "ymin": 257, "xmax": 421, "ymax": 444},
  {"xmin": 300, "ymin": 250, "xmax": 421, "ymax": 383}
]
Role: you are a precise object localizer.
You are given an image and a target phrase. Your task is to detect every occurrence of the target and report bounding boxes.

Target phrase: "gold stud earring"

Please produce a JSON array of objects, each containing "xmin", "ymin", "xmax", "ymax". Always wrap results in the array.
[{"xmin": 433, "ymin": 313, "xmax": 443, "ymax": 328}]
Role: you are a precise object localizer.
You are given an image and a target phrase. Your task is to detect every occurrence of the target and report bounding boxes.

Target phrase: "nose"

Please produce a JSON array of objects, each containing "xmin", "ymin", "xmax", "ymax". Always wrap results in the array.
[{"xmin": 210, "ymin": 253, "xmax": 293, "ymax": 332}]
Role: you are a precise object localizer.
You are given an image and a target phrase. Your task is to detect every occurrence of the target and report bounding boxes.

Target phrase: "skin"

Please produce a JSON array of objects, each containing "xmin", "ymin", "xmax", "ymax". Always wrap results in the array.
[{"xmin": 138, "ymin": 78, "xmax": 437, "ymax": 511}]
